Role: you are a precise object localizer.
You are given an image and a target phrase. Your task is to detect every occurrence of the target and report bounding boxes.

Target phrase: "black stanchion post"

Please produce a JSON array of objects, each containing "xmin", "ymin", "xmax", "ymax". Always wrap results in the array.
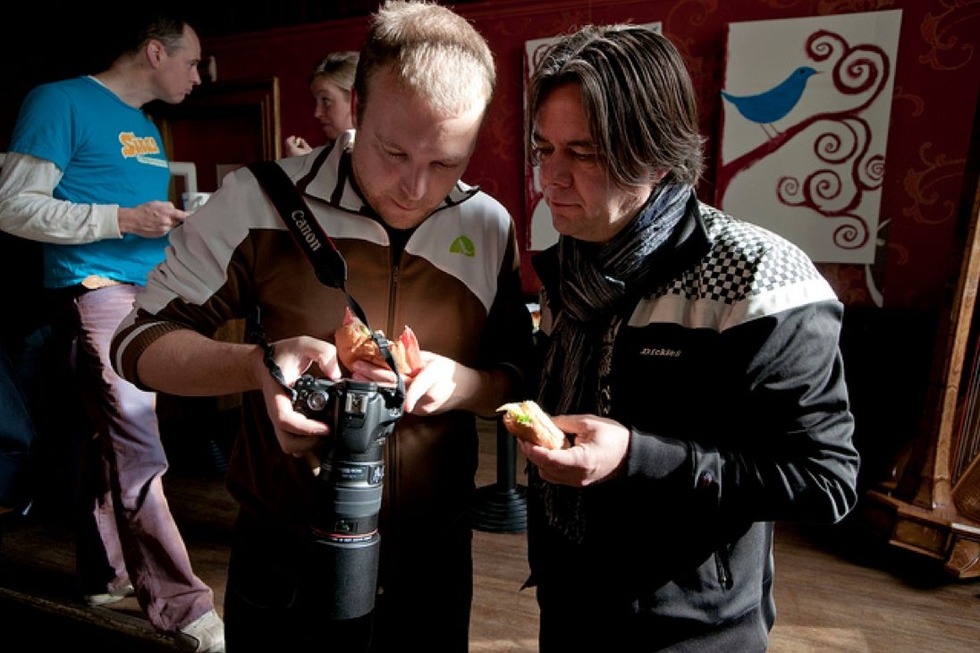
[{"xmin": 469, "ymin": 419, "xmax": 527, "ymax": 533}]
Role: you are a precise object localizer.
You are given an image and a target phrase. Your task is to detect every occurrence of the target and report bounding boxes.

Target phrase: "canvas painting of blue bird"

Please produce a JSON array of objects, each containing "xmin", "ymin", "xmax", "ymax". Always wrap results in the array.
[
  {"xmin": 717, "ymin": 11, "xmax": 902, "ymax": 266},
  {"xmin": 722, "ymin": 66, "xmax": 819, "ymax": 138}
]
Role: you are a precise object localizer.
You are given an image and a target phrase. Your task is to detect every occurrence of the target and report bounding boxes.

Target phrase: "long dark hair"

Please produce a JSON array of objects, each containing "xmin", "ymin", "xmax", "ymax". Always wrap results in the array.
[{"xmin": 526, "ymin": 24, "xmax": 705, "ymax": 187}]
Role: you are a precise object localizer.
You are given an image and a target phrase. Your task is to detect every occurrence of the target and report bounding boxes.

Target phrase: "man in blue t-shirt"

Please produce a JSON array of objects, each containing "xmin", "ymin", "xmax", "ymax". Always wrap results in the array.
[{"xmin": 0, "ymin": 11, "xmax": 223, "ymax": 653}]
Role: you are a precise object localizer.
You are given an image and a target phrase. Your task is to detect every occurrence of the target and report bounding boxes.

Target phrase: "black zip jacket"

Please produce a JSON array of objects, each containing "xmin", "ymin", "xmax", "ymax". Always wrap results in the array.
[{"xmin": 526, "ymin": 200, "xmax": 859, "ymax": 652}]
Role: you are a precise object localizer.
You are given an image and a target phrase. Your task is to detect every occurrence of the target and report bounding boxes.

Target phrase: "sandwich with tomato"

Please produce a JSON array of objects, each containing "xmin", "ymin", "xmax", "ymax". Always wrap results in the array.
[{"xmin": 334, "ymin": 306, "xmax": 422, "ymax": 376}]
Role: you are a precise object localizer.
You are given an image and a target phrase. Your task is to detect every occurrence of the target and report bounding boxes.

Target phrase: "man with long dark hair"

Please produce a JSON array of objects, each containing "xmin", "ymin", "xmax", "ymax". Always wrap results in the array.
[{"xmin": 519, "ymin": 24, "xmax": 859, "ymax": 652}]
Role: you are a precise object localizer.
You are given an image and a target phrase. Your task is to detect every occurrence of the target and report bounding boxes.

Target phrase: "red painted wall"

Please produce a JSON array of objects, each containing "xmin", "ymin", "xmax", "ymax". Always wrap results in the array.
[{"xmin": 195, "ymin": 0, "xmax": 979, "ymax": 309}]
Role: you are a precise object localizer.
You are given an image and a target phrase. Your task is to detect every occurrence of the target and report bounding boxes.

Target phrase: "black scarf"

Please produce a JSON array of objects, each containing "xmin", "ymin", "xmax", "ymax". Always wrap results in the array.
[{"xmin": 534, "ymin": 182, "xmax": 695, "ymax": 542}]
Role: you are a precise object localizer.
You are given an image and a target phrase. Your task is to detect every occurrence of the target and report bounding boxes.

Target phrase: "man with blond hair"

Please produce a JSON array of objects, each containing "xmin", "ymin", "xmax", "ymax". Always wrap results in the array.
[{"xmin": 111, "ymin": 2, "xmax": 533, "ymax": 650}]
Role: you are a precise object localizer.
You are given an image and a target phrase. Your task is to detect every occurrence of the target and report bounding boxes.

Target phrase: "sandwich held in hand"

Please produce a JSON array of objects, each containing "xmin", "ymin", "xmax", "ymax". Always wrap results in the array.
[
  {"xmin": 334, "ymin": 306, "xmax": 422, "ymax": 376},
  {"xmin": 497, "ymin": 400, "xmax": 567, "ymax": 450}
]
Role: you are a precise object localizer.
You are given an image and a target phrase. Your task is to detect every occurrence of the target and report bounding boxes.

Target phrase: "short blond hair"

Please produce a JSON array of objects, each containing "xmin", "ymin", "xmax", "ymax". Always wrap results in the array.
[{"xmin": 355, "ymin": 0, "xmax": 496, "ymax": 119}]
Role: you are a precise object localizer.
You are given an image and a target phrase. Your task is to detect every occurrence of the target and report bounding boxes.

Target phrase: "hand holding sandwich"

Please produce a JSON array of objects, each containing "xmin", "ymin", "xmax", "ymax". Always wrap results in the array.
[{"xmin": 516, "ymin": 413, "xmax": 630, "ymax": 487}]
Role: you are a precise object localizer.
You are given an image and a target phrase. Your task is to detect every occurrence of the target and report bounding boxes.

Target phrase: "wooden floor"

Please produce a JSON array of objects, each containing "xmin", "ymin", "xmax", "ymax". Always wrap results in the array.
[{"xmin": 2, "ymin": 420, "xmax": 979, "ymax": 651}]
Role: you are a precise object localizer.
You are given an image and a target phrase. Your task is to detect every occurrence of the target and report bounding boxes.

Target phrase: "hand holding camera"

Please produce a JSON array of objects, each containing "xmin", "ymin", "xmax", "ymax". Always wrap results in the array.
[
  {"xmin": 253, "ymin": 303, "xmax": 408, "ymax": 620},
  {"xmin": 290, "ymin": 365, "xmax": 405, "ymax": 620}
]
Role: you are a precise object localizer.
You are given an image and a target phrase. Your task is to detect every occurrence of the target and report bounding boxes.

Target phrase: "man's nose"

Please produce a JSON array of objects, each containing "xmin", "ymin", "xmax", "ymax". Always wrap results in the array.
[
  {"xmin": 539, "ymin": 154, "xmax": 572, "ymax": 188},
  {"xmin": 401, "ymin": 166, "xmax": 428, "ymax": 200}
]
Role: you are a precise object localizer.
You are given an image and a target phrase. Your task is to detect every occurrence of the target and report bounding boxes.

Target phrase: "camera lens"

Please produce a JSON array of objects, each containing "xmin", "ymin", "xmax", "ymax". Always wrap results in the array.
[{"xmin": 293, "ymin": 375, "xmax": 405, "ymax": 620}]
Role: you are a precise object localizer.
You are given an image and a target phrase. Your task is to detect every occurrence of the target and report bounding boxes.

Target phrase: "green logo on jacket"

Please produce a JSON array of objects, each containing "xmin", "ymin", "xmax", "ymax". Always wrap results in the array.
[{"xmin": 450, "ymin": 235, "xmax": 475, "ymax": 258}]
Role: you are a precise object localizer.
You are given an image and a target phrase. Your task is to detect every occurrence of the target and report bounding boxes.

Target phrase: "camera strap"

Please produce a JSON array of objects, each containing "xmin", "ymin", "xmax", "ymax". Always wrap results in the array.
[{"xmin": 245, "ymin": 160, "xmax": 405, "ymax": 402}]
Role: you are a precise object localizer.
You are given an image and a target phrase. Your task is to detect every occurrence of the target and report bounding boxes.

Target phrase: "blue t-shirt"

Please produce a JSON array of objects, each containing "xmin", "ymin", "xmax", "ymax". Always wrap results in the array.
[{"xmin": 9, "ymin": 76, "xmax": 172, "ymax": 288}]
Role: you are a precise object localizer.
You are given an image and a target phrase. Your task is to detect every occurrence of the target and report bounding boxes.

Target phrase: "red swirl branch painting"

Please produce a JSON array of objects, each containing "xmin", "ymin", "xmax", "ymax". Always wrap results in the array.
[{"xmin": 717, "ymin": 29, "xmax": 891, "ymax": 252}]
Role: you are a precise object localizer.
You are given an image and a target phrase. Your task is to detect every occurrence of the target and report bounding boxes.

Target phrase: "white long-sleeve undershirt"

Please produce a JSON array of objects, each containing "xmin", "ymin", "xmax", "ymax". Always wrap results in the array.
[{"xmin": 0, "ymin": 151, "xmax": 121, "ymax": 244}]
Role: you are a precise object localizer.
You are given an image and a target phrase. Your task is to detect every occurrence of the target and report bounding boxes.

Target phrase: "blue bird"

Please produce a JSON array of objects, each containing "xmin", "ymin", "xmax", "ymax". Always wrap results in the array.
[{"xmin": 722, "ymin": 66, "xmax": 819, "ymax": 138}]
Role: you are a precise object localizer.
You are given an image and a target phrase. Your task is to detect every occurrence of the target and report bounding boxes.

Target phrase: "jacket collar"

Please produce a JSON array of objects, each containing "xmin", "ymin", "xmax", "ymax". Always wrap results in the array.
[{"xmin": 532, "ymin": 193, "xmax": 709, "ymax": 304}]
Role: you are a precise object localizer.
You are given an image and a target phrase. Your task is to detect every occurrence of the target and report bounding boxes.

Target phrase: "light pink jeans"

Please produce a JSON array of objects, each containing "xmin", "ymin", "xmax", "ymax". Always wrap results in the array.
[{"xmin": 67, "ymin": 283, "xmax": 214, "ymax": 632}]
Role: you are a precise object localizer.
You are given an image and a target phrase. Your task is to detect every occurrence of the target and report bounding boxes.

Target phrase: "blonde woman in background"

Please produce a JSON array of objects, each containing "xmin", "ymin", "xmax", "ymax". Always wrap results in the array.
[{"xmin": 283, "ymin": 50, "xmax": 359, "ymax": 156}]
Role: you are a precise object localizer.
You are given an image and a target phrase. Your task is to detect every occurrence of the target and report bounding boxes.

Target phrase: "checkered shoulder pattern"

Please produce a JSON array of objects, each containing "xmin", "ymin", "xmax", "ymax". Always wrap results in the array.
[{"xmin": 650, "ymin": 203, "xmax": 837, "ymax": 328}]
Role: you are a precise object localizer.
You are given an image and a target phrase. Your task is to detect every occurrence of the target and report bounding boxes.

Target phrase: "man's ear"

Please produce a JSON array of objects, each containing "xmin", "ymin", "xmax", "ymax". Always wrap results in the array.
[
  {"xmin": 145, "ymin": 39, "xmax": 165, "ymax": 68},
  {"xmin": 350, "ymin": 87, "xmax": 361, "ymax": 128}
]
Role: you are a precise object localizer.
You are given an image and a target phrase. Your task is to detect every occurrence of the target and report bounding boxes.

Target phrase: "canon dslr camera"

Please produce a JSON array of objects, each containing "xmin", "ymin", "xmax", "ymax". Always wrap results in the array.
[{"xmin": 292, "ymin": 374, "xmax": 404, "ymax": 619}]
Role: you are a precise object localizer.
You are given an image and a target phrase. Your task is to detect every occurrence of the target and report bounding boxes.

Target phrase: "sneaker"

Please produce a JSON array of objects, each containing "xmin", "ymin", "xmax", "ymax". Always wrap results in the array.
[
  {"xmin": 172, "ymin": 609, "xmax": 225, "ymax": 653},
  {"xmin": 83, "ymin": 582, "xmax": 135, "ymax": 606}
]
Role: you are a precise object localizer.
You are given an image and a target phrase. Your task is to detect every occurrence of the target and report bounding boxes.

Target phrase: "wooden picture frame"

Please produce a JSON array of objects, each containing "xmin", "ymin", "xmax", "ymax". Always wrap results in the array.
[{"xmin": 153, "ymin": 77, "xmax": 281, "ymax": 192}]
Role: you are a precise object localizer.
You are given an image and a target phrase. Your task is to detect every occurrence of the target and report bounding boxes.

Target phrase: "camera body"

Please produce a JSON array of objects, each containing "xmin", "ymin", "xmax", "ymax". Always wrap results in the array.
[{"xmin": 292, "ymin": 374, "xmax": 404, "ymax": 619}]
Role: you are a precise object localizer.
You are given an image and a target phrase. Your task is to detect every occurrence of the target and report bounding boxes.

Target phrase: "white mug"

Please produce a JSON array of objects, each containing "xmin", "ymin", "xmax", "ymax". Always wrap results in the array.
[{"xmin": 182, "ymin": 191, "xmax": 212, "ymax": 213}]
